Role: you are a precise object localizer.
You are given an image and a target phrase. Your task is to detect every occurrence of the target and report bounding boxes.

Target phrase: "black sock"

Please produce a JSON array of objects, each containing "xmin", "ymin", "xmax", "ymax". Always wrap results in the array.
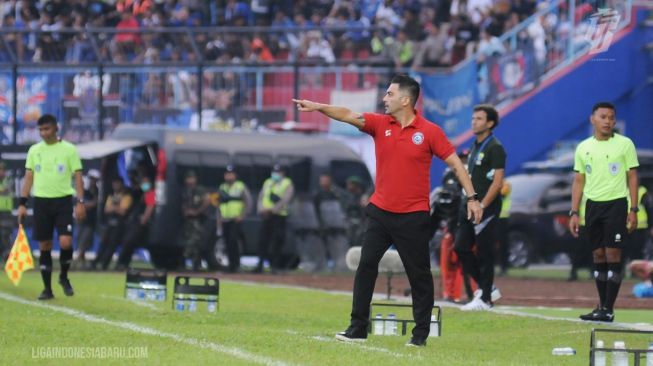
[
  {"xmin": 605, "ymin": 262, "xmax": 623, "ymax": 312},
  {"xmin": 593, "ymin": 262, "xmax": 608, "ymax": 308},
  {"xmin": 60, "ymin": 248, "xmax": 73, "ymax": 280},
  {"xmin": 39, "ymin": 250, "xmax": 52, "ymax": 290}
]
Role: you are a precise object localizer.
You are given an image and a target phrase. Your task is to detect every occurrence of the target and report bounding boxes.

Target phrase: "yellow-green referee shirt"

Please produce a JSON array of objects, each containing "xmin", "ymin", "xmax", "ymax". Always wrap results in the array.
[
  {"xmin": 25, "ymin": 140, "xmax": 82, "ymax": 198},
  {"xmin": 573, "ymin": 133, "xmax": 639, "ymax": 202}
]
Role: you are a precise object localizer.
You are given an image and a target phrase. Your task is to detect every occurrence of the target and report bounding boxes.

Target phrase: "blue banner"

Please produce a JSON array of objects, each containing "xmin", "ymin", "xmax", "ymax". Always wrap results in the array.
[{"xmin": 417, "ymin": 62, "xmax": 478, "ymax": 140}]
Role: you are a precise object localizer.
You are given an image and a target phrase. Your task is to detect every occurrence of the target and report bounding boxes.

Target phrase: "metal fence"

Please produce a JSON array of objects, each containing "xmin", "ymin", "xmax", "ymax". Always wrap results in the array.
[{"xmin": 0, "ymin": 1, "xmax": 635, "ymax": 144}]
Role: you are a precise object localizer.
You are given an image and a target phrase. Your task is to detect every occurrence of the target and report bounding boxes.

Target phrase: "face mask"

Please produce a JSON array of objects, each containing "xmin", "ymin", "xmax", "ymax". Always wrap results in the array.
[
  {"xmin": 140, "ymin": 182, "xmax": 152, "ymax": 192},
  {"xmin": 271, "ymin": 172, "xmax": 281, "ymax": 182}
]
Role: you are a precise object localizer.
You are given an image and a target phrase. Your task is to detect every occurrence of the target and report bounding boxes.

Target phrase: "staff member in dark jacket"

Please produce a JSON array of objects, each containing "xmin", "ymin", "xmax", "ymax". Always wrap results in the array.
[
  {"xmin": 17, "ymin": 114, "xmax": 86, "ymax": 300},
  {"xmin": 456, "ymin": 104, "xmax": 507, "ymax": 311},
  {"xmin": 294, "ymin": 74, "xmax": 482, "ymax": 347}
]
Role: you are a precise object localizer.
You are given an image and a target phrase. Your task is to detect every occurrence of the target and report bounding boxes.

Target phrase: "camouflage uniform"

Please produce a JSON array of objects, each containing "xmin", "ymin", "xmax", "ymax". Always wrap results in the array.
[{"xmin": 182, "ymin": 186, "xmax": 208, "ymax": 269}]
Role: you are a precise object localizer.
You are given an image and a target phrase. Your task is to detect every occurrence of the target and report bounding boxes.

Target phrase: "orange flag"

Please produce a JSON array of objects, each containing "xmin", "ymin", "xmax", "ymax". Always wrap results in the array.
[{"xmin": 4, "ymin": 225, "xmax": 34, "ymax": 286}]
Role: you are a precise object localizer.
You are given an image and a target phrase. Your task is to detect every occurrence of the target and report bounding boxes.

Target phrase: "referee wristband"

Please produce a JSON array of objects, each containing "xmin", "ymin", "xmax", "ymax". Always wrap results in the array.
[{"xmin": 18, "ymin": 197, "xmax": 28, "ymax": 207}]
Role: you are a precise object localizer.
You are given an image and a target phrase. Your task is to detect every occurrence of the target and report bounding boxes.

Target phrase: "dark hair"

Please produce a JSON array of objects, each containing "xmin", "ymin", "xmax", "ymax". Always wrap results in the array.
[
  {"xmin": 390, "ymin": 74, "xmax": 420, "ymax": 108},
  {"xmin": 473, "ymin": 104, "xmax": 499, "ymax": 129},
  {"xmin": 37, "ymin": 114, "xmax": 57, "ymax": 126},
  {"xmin": 592, "ymin": 102, "xmax": 616, "ymax": 114}
]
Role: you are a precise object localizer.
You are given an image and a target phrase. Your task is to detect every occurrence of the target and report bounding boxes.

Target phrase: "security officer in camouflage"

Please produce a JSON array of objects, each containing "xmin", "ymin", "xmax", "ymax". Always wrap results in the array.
[
  {"xmin": 181, "ymin": 170, "xmax": 210, "ymax": 271},
  {"xmin": 217, "ymin": 165, "xmax": 252, "ymax": 273},
  {"xmin": 343, "ymin": 176, "xmax": 366, "ymax": 248},
  {"xmin": 0, "ymin": 162, "xmax": 13, "ymax": 263}
]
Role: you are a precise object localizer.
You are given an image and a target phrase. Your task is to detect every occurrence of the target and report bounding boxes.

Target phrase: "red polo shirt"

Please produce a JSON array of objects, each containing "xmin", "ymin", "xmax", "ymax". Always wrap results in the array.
[{"xmin": 361, "ymin": 112, "xmax": 455, "ymax": 213}]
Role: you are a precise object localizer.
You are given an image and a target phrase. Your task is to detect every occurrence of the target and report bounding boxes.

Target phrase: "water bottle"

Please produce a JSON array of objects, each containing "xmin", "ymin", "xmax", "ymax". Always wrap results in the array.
[
  {"xmin": 207, "ymin": 295, "xmax": 218, "ymax": 313},
  {"xmin": 373, "ymin": 314, "xmax": 383, "ymax": 335},
  {"xmin": 157, "ymin": 288, "xmax": 166, "ymax": 302},
  {"xmin": 384, "ymin": 313, "xmax": 396, "ymax": 336},
  {"xmin": 137, "ymin": 288, "xmax": 146, "ymax": 300},
  {"xmin": 612, "ymin": 341, "xmax": 628, "ymax": 366},
  {"xmin": 594, "ymin": 340, "xmax": 606, "ymax": 366},
  {"xmin": 175, "ymin": 295, "xmax": 185, "ymax": 311},
  {"xmin": 189, "ymin": 295, "xmax": 197, "ymax": 312},
  {"xmin": 551, "ymin": 347, "xmax": 576, "ymax": 356},
  {"xmin": 429, "ymin": 315, "xmax": 439, "ymax": 337},
  {"xmin": 126, "ymin": 288, "xmax": 137, "ymax": 300},
  {"xmin": 147, "ymin": 289, "xmax": 157, "ymax": 301},
  {"xmin": 645, "ymin": 342, "xmax": 653, "ymax": 366}
]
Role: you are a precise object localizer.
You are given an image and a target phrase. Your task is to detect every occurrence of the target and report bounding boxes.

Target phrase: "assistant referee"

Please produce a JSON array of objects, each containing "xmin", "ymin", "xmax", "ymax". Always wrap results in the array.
[
  {"xmin": 17, "ymin": 114, "xmax": 86, "ymax": 300},
  {"xmin": 569, "ymin": 102, "xmax": 639, "ymax": 322},
  {"xmin": 293, "ymin": 74, "xmax": 483, "ymax": 347}
]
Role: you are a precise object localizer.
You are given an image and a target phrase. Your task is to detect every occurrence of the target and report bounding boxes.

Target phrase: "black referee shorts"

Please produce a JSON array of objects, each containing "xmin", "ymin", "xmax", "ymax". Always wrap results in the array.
[
  {"xmin": 33, "ymin": 196, "xmax": 74, "ymax": 241},
  {"xmin": 585, "ymin": 197, "xmax": 628, "ymax": 250}
]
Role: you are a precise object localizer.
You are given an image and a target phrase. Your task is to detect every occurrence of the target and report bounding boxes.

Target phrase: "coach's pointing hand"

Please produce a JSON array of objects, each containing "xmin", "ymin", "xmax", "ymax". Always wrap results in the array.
[{"xmin": 292, "ymin": 99, "xmax": 322, "ymax": 112}]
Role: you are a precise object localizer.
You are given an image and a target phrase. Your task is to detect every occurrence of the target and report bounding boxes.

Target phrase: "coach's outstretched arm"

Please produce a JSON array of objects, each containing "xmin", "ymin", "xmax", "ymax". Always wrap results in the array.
[{"xmin": 292, "ymin": 99, "xmax": 365, "ymax": 129}]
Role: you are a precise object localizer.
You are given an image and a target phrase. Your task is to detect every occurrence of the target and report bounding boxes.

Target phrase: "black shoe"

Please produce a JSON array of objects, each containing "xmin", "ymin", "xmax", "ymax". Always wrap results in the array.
[
  {"xmin": 38, "ymin": 289, "xmax": 54, "ymax": 300},
  {"xmin": 579, "ymin": 307, "xmax": 613, "ymax": 322},
  {"xmin": 335, "ymin": 327, "xmax": 367, "ymax": 343},
  {"xmin": 59, "ymin": 277, "xmax": 74, "ymax": 296},
  {"xmin": 406, "ymin": 336, "xmax": 427, "ymax": 347}
]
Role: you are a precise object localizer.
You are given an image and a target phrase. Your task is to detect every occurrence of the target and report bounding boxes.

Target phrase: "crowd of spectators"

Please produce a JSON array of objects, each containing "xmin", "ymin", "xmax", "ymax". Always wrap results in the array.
[{"xmin": 0, "ymin": 0, "xmax": 554, "ymax": 68}]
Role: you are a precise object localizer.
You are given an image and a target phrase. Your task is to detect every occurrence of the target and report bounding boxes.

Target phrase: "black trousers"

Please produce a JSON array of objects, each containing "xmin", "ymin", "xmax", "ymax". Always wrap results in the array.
[
  {"xmin": 223, "ymin": 220, "xmax": 243, "ymax": 271},
  {"xmin": 454, "ymin": 200, "xmax": 500, "ymax": 303},
  {"xmin": 117, "ymin": 223, "xmax": 149, "ymax": 268},
  {"xmin": 496, "ymin": 217, "xmax": 509, "ymax": 272},
  {"xmin": 257, "ymin": 214, "xmax": 287, "ymax": 269},
  {"xmin": 94, "ymin": 224, "xmax": 124, "ymax": 270},
  {"xmin": 350, "ymin": 204, "xmax": 433, "ymax": 338}
]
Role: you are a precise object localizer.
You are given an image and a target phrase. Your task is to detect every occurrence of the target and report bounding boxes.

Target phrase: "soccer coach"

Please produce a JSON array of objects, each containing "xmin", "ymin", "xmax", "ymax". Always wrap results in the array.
[{"xmin": 293, "ymin": 74, "xmax": 482, "ymax": 347}]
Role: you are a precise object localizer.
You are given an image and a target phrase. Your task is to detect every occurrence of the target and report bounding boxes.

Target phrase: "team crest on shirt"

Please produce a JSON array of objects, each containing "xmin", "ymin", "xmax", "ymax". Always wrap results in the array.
[
  {"xmin": 57, "ymin": 164, "xmax": 65, "ymax": 173},
  {"xmin": 412, "ymin": 132, "xmax": 424, "ymax": 145},
  {"xmin": 615, "ymin": 233, "xmax": 622, "ymax": 243},
  {"xmin": 35, "ymin": 164, "xmax": 41, "ymax": 172},
  {"xmin": 608, "ymin": 162, "xmax": 620, "ymax": 176},
  {"xmin": 476, "ymin": 152, "xmax": 484, "ymax": 165},
  {"xmin": 585, "ymin": 164, "xmax": 592, "ymax": 174}
]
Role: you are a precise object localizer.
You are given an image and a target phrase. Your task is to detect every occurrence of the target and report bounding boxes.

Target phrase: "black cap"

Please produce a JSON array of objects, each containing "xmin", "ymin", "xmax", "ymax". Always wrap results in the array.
[
  {"xmin": 185, "ymin": 170, "xmax": 197, "ymax": 178},
  {"xmin": 225, "ymin": 164, "xmax": 235, "ymax": 172},
  {"xmin": 272, "ymin": 164, "xmax": 285, "ymax": 173}
]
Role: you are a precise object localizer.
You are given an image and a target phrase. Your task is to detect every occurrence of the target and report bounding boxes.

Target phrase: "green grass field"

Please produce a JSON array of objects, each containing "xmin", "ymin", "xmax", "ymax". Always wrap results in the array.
[{"xmin": 1, "ymin": 271, "xmax": 651, "ymax": 366}]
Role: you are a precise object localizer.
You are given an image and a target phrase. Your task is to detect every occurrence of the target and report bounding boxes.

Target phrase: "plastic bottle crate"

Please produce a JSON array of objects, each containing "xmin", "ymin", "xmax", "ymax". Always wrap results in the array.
[
  {"xmin": 124, "ymin": 267, "xmax": 167, "ymax": 302},
  {"xmin": 368, "ymin": 302, "xmax": 442, "ymax": 337},
  {"xmin": 172, "ymin": 276, "xmax": 220, "ymax": 313}
]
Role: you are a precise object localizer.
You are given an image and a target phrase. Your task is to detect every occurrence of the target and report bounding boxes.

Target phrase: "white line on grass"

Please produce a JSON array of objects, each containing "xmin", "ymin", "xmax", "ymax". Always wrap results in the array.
[{"xmin": 0, "ymin": 291, "xmax": 297, "ymax": 366}]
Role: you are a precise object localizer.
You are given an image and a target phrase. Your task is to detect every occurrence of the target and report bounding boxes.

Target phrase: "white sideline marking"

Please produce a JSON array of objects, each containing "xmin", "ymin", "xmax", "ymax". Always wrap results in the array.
[
  {"xmin": 100, "ymin": 294, "xmax": 161, "ymax": 311},
  {"xmin": 0, "ymin": 292, "xmax": 296, "ymax": 366}
]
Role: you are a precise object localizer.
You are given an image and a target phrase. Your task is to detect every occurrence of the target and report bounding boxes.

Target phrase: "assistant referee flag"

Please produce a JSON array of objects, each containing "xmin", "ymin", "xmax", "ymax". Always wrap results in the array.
[{"xmin": 4, "ymin": 225, "xmax": 34, "ymax": 286}]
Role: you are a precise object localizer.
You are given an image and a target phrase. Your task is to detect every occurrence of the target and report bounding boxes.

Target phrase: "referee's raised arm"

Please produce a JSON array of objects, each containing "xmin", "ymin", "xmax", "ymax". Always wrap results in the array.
[{"xmin": 292, "ymin": 99, "xmax": 366, "ymax": 129}]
